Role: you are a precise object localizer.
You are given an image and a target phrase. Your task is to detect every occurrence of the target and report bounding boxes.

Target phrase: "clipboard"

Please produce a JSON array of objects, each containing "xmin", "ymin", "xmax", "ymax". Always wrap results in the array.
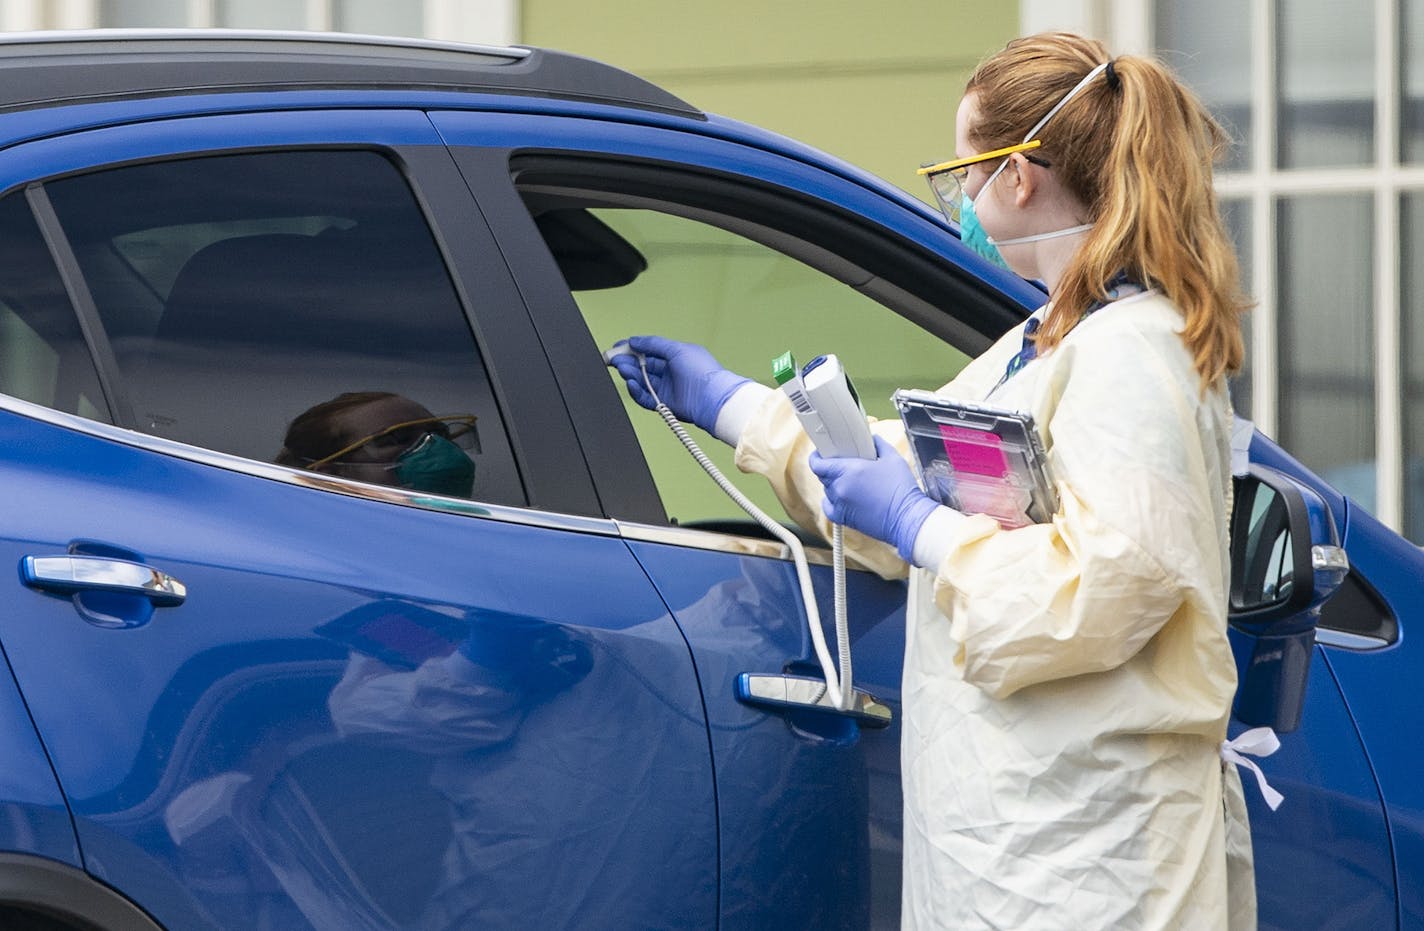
[{"xmin": 893, "ymin": 388, "xmax": 1058, "ymax": 528}]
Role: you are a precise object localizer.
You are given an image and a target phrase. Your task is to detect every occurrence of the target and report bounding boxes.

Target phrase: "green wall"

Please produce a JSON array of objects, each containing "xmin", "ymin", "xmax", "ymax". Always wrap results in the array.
[
  {"xmin": 521, "ymin": 2, "xmax": 1020, "ymax": 198},
  {"xmin": 519, "ymin": 4, "xmax": 1021, "ymax": 524}
]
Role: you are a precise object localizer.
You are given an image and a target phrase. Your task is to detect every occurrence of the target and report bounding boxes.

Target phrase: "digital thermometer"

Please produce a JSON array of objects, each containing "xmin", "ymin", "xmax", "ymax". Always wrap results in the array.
[{"xmin": 773, "ymin": 351, "xmax": 876, "ymax": 460}]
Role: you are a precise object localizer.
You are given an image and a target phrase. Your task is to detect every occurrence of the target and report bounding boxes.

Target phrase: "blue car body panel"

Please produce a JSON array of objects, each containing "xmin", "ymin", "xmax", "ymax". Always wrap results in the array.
[
  {"xmin": 0, "ymin": 646, "xmax": 80, "ymax": 868},
  {"xmin": 1233, "ymin": 650, "xmax": 1395, "ymax": 929},
  {"xmin": 0, "ymin": 408, "xmax": 717, "ymax": 925},
  {"xmin": 1310, "ymin": 506, "xmax": 1421, "ymax": 928},
  {"xmin": 0, "ymin": 108, "xmax": 445, "ymax": 197},
  {"xmin": 0, "ymin": 54, "xmax": 1411, "ymax": 928}
]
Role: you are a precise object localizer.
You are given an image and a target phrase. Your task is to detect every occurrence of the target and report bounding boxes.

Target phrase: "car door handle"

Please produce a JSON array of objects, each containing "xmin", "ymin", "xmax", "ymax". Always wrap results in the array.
[
  {"xmin": 21, "ymin": 555, "xmax": 187, "ymax": 607},
  {"xmin": 735, "ymin": 673, "xmax": 892, "ymax": 728}
]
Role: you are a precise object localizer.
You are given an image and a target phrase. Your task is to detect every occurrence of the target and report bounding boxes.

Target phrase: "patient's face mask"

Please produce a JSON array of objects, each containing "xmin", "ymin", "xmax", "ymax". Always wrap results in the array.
[
  {"xmin": 307, "ymin": 411, "xmax": 479, "ymax": 498},
  {"xmin": 394, "ymin": 433, "xmax": 476, "ymax": 497}
]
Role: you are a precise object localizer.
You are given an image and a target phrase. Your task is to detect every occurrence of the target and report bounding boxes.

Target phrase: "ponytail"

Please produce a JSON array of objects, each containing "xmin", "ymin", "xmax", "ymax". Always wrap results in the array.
[{"xmin": 966, "ymin": 34, "xmax": 1249, "ymax": 390}]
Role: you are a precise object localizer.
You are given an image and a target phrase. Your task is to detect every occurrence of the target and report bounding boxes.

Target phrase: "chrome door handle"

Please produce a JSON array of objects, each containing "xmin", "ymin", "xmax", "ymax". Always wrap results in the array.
[
  {"xmin": 735, "ymin": 673, "xmax": 892, "ymax": 728},
  {"xmin": 21, "ymin": 555, "xmax": 187, "ymax": 606}
]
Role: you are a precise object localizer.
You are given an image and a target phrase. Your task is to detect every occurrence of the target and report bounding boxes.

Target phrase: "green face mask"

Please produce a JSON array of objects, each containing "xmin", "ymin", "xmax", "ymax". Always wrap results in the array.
[
  {"xmin": 395, "ymin": 433, "xmax": 476, "ymax": 497},
  {"xmin": 960, "ymin": 193, "xmax": 1010, "ymax": 270}
]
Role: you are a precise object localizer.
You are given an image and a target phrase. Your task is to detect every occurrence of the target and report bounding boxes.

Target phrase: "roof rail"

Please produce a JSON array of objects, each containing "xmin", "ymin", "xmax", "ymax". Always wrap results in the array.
[{"xmin": 0, "ymin": 29, "xmax": 703, "ymax": 119}]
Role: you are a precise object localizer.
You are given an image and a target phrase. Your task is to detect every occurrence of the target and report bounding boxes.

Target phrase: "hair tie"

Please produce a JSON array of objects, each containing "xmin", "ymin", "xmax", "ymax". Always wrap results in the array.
[{"xmin": 1105, "ymin": 59, "xmax": 1121, "ymax": 91}]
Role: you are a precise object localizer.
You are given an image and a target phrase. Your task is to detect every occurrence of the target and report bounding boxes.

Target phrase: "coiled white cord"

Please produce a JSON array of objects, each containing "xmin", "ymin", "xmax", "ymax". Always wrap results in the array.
[
  {"xmin": 832, "ymin": 523, "xmax": 852, "ymax": 707},
  {"xmin": 638, "ymin": 357, "xmax": 853, "ymax": 711}
]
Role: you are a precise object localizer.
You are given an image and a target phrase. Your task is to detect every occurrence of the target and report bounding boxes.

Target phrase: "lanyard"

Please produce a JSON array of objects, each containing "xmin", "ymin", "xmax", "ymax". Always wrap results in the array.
[{"xmin": 990, "ymin": 274, "xmax": 1145, "ymax": 395}]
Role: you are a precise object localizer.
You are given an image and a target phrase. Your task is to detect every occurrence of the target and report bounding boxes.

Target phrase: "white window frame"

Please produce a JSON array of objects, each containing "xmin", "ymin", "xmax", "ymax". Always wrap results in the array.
[{"xmin": 0, "ymin": 0, "xmax": 517, "ymax": 46}]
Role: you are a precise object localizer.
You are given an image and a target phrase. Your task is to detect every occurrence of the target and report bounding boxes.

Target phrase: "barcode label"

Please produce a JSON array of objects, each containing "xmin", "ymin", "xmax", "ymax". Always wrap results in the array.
[{"xmin": 787, "ymin": 389, "xmax": 813, "ymax": 414}]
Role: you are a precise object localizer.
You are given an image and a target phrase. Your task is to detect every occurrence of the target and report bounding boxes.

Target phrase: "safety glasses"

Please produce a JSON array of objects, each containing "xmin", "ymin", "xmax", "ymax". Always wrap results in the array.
[
  {"xmin": 917, "ymin": 140, "xmax": 1047, "ymax": 224},
  {"xmin": 921, "ymin": 59, "xmax": 1111, "ymax": 226},
  {"xmin": 308, "ymin": 414, "xmax": 479, "ymax": 470}
]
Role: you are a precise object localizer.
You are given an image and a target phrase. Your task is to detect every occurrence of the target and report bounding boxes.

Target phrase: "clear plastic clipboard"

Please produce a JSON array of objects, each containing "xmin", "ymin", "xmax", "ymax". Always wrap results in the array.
[{"xmin": 893, "ymin": 388, "xmax": 1058, "ymax": 528}]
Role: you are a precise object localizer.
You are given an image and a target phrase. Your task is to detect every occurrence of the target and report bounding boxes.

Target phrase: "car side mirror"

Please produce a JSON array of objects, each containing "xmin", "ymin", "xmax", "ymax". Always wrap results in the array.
[{"xmin": 1227, "ymin": 465, "xmax": 1349, "ymax": 732}]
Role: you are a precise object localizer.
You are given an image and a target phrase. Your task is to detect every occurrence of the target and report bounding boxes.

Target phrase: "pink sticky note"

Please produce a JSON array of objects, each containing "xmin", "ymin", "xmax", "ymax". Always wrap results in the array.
[{"xmin": 938, "ymin": 424, "xmax": 1009, "ymax": 478}]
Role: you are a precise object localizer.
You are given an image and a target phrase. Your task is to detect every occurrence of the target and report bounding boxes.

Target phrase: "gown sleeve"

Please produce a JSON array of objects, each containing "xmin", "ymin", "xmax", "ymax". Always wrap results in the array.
[{"xmin": 734, "ymin": 388, "xmax": 911, "ymax": 579}]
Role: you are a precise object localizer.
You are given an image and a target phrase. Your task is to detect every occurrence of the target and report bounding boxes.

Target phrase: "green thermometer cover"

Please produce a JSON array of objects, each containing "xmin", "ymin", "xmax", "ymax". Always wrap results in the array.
[{"xmin": 772, "ymin": 350, "xmax": 798, "ymax": 386}]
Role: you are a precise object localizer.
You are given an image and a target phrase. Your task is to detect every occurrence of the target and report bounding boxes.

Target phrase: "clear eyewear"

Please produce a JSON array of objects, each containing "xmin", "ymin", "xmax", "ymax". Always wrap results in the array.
[
  {"xmin": 918, "ymin": 59, "xmax": 1112, "ymax": 225},
  {"xmin": 917, "ymin": 141, "xmax": 1048, "ymax": 224},
  {"xmin": 308, "ymin": 414, "xmax": 479, "ymax": 470}
]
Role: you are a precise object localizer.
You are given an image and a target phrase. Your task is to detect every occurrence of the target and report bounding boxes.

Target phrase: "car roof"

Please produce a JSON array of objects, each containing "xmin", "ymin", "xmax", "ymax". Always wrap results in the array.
[{"xmin": 0, "ymin": 29, "xmax": 703, "ymax": 119}]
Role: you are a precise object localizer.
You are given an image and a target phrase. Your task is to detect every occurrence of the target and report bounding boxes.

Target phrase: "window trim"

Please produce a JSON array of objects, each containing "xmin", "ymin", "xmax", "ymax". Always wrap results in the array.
[
  {"xmin": 0, "ymin": 389, "xmax": 616, "ymax": 536},
  {"xmin": 454, "ymin": 147, "xmax": 1033, "ymax": 530}
]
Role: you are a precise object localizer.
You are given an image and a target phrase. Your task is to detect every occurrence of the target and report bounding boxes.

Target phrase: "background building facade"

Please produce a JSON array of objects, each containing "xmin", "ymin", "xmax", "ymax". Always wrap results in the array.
[{"xmin": 2, "ymin": 0, "xmax": 1417, "ymax": 542}]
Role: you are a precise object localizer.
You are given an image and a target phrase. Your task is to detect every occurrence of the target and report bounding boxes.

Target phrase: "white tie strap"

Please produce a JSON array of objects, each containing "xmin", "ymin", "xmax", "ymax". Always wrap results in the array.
[{"xmin": 1221, "ymin": 726, "xmax": 1284, "ymax": 810}]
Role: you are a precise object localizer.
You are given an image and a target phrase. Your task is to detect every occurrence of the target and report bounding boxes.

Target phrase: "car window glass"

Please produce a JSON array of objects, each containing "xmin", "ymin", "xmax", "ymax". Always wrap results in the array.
[
  {"xmin": 1318, "ymin": 569, "xmax": 1398, "ymax": 643},
  {"xmin": 542, "ymin": 203, "xmax": 970, "ymax": 527},
  {"xmin": 0, "ymin": 193, "xmax": 109, "ymax": 420},
  {"xmin": 42, "ymin": 150, "xmax": 524, "ymax": 506}
]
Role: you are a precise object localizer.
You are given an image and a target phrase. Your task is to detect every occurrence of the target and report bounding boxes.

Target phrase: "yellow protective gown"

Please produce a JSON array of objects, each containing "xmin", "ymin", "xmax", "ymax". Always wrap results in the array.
[{"xmin": 734, "ymin": 291, "xmax": 1255, "ymax": 930}]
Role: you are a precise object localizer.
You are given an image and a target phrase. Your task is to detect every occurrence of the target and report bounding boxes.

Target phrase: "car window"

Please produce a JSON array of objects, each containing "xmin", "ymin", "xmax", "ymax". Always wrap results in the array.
[
  {"xmin": 524, "ymin": 197, "xmax": 971, "ymax": 526},
  {"xmin": 39, "ymin": 150, "xmax": 524, "ymax": 507},
  {"xmin": 1318, "ymin": 569, "xmax": 1399, "ymax": 645},
  {"xmin": 0, "ymin": 193, "xmax": 108, "ymax": 421}
]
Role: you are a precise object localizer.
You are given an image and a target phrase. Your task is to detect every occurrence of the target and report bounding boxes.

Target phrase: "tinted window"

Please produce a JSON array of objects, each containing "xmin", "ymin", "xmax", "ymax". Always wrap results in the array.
[
  {"xmin": 0, "ymin": 193, "xmax": 108, "ymax": 420},
  {"xmin": 44, "ymin": 150, "xmax": 523, "ymax": 506},
  {"xmin": 1319, "ymin": 569, "xmax": 1398, "ymax": 644}
]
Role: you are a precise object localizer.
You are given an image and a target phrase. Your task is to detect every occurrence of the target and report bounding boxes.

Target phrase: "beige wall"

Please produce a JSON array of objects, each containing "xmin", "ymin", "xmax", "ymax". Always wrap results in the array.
[{"xmin": 521, "ymin": 2, "xmax": 1020, "ymax": 200}]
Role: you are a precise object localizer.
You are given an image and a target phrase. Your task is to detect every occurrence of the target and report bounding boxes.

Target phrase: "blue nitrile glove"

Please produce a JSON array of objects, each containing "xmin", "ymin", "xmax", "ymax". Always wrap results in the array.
[
  {"xmin": 809, "ymin": 435, "xmax": 940, "ymax": 562},
  {"xmin": 608, "ymin": 335, "xmax": 750, "ymax": 434}
]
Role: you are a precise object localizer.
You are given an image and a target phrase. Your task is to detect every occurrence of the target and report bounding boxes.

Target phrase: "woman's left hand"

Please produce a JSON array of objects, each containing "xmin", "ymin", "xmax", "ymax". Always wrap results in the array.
[{"xmin": 809, "ymin": 435, "xmax": 940, "ymax": 560}]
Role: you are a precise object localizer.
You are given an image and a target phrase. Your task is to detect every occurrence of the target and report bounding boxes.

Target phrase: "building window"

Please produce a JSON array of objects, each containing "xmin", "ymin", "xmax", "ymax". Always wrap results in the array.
[
  {"xmin": 99, "ymin": 0, "xmax": 186, "ymax": 27},
  {"xmin": 332, "ymin": 0, "xmax": 423, "ymax": 36},
  {"xmin": 1276, "ymin": 1, "xmax": 1375, "ymax": 169},
  {"xmin": 1154, "ymin": 0, "xmax": 1253, "ymax": 172},
  {"xmin": 96, "ymin": 0, "xmax": 426, "ymax": 36},
  {"xmin": 1154, "ymin": 0, "xmax": 1421, "ymax": 540},
  {"xmin": 214, "ymin": 0, "xmax": 305, "ymax": 30}
]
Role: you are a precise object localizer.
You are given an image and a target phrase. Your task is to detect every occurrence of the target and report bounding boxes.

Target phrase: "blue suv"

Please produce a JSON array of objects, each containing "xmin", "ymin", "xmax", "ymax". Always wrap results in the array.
[{"xmin": 0, "ymin": 29, "xmax": 1413, "ymax": 931}]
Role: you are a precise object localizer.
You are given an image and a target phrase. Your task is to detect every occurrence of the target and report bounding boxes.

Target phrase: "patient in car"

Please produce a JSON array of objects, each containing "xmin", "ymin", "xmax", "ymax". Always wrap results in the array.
[{"xmin": 276, "ymin": 391, "xmax": 478, "ymax": 498}]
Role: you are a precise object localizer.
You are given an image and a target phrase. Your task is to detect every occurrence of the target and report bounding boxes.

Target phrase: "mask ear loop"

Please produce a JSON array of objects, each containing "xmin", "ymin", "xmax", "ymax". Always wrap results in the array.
[{"xmin": 980, "ymin": 60, "xmax": 1111, "ymax": 248}]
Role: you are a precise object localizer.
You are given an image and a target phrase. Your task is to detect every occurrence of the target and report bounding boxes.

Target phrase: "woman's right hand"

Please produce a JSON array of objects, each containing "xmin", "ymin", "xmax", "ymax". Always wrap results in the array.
[{"xmin": 609, "ymin": 335, "xmax": 750, "ymax": 433}]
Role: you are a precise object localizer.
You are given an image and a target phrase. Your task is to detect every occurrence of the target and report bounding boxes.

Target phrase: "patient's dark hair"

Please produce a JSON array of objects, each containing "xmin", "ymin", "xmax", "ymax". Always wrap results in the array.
[{"xmin": 275, "ymin": 391, "xmax": 399, "ymax": 466}]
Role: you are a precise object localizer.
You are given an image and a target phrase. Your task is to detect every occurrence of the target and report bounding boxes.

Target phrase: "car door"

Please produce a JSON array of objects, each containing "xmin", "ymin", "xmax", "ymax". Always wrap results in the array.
[
  {"xmin": 0, "ymin": 110, "xmax": 716, "ymax": 930},
  {"xmin": 434, "ymin": 108, "xmax": 1040, "ymax": 929}
]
